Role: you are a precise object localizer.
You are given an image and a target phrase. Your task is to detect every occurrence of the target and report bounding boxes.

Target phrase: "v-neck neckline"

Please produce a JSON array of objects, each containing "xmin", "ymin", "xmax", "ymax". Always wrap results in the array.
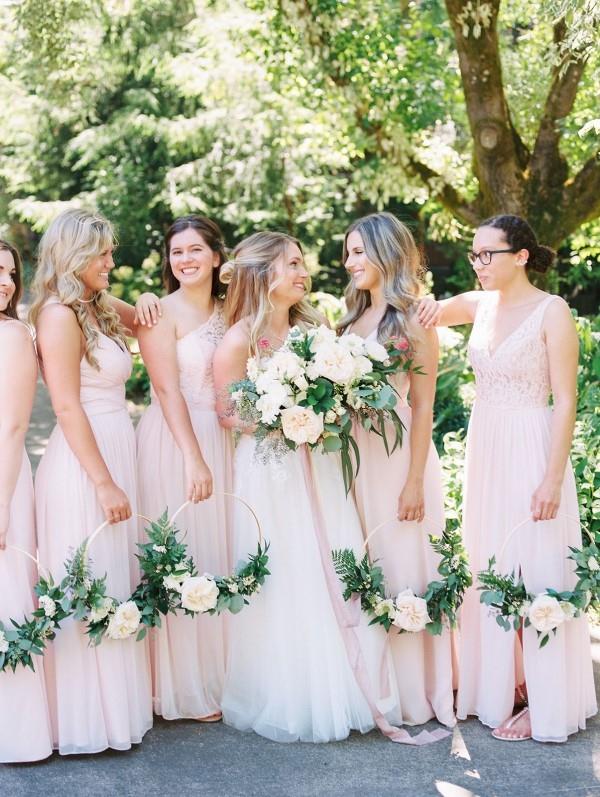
[{"xmin": 485, "ymin": 295, "xmax": 550, "ymax": 359}]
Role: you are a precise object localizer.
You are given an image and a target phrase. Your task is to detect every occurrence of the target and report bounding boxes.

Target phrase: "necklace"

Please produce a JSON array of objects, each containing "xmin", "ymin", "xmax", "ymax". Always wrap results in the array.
[{"xmin": 78, "ymin": 296, "xmax": 96, "ymax": 304}]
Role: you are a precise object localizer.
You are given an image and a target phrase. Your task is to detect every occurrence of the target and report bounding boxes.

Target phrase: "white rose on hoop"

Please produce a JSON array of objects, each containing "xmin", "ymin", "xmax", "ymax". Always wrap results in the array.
[
  {"xmin": 180, "ymin": 576, "xmax": 219, "ymax": 613},
  {"xmin": 527, "ymin": 594, "xmax": 566, "ymax": 633},
  {"xmin": 106, "ymin": 601, "xmax": 141, "ymax": 640},
  {"xmin": 0, "ymin": 630, "xmax": 8, "ymax": 654},
  {"xmin": 163, "ymin": 571, "xmax": 188, "ymax": 592},
  {"xmin": 393, "ymin": 589, "xmax": 431, "ymax": 633},
  {"xmin": 281, "ymin": 405, "xmax": 324, "ymax": 445},
  {"xmin": 88, "ymin": 597, "xmax": 114, "ymax": 623}
]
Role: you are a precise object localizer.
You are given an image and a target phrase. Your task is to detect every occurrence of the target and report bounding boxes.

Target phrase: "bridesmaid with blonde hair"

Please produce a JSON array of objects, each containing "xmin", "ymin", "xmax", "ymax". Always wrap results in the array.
[
  {"xmin": 0, "ymin": 240, "xmax": 53, "ymax": 763},
  {"xmin": 136, "ymin": 216, "xmax": 232, "ymax": 722},
  {"xmin": 418, "ymin": 214, "xmax": 597, "ymax": 742},
  {"xmin": 31, "ymin": 208, "xmax": 152, "ymax": 755},
  {"xmin": 338, "ymin": 211, "xmax": 455, "ymax": 730}
]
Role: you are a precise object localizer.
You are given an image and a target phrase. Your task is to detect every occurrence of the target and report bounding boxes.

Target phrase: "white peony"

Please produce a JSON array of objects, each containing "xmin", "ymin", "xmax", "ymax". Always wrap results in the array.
[
  {"xmin": 365, "ymin": 339, "xmax": 389, "ymax": 362},
  {"xmin": 255, "ymin": 369, "xmax": 280, "ymax": 395},
  {"xmin": 38, "ymin": 595, "xmax": 57, "ymax": 618},
  {"xmin": 313, "ymin": 342, "xmax": 355, "ymax": 384},
  {"xmin": 256, "ymin": 388, "xmax": 287, "ymax": 425},
  {"xmin": 106, "ymin": 601, "xmax": 141, "ymax": 640},
  {"xmin": 281, "ymin": 405, "xmax": 324, "ymax": 445},
  {"xmin": 88, "ymin": 597, "xmax": 114, "ymax": 624},
  {"xmin": 527, "ymin": 594, "xmax": 565, "ymax": 633},
  {"xmin": 271, "ymin": 350, "xmax": 305, "ymax": 381},
  {"xmin": 587, "ymin": 556, "xmax": 599, "ymax": 572},
  {"xmin": 180, "ymin": 576, "xmax": 219, "ymax": 613},
  {"xmin": 153, "ymin": 544, "xmax": 166, "ymax": 554},
  {"xmin": 350, "ymin": 355, "xmax": 373, "ymax": 381},
  {"xmin": 308, "ymin": 325, "xmax": 337, "ymax": 352},
  {"xmin": 338, "ymin": 333, "xmax": 366, "ymax": 355},
  {"xmin": 0, "ymin": 630, "xmax": 8, "ymax": 653},
  {"xmin": 392, "ymin": 589, "xmax": 431, "ymax": 633}
]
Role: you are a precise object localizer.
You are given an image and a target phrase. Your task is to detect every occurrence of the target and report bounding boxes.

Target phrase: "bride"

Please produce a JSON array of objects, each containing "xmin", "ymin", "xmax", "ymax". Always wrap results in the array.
[{"xmin": 213, "ymin": 231, "xmax": 398, "ymax": 743}]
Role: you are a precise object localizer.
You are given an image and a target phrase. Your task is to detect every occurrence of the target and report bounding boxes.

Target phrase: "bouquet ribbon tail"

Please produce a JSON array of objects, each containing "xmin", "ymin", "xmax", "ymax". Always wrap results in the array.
[{"xmin": 299, "ymin": 445, "xmax": 451, "ymax": 746}]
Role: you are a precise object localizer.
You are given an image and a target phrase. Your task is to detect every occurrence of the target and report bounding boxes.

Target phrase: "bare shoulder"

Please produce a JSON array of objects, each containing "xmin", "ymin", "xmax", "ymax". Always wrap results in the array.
[
  {"xmin": 220, "ymin": 319, "xmax": 250, "ymax": 350},
  {"xmin": 0, "ymin": 319, "xmax": 34, "ymax": 350},
  {"xmin": 36, "ymin": 301, "xmax": 79, "ymax": 333},
  {"xmin": 544, "ymin": 294, "xmax": 572, "ymax": 320},
  {"xmin": 406, "ymin": 311, "xmax": 438, "ymax": 348}
]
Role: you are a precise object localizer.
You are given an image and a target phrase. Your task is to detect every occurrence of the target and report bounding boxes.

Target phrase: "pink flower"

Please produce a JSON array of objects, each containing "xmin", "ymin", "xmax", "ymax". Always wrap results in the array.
[
  {"xmin": 258, "ymin": 338, "xmax": 270, "ymax": 350},
  {"xmin": 390, "ymin": 337, "xmax": 409, "ymax": 352}
]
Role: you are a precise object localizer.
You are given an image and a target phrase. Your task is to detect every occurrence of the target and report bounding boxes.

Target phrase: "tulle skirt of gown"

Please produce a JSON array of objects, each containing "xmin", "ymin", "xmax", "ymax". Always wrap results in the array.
[
  {"xmin": 35, "ymin": 409, "xmax": 153, "ymax": 755},
  {"xmin": 221, "ymin": 438, "xmax": 395, "ymax": 743},
  {"xmin": 456, "ymin": 403, "xmax": 597, "ymax": 742},
  {"xmin": 0, "ymin": 451, "xmax": 53, "ymax": 763},
  {"xmin": 352, "ymin": 408, "xmax": 456, "ymax": 729},
  {"xmin": 136, "ymin": 403, "xmax": 232, "ymax": 719}
]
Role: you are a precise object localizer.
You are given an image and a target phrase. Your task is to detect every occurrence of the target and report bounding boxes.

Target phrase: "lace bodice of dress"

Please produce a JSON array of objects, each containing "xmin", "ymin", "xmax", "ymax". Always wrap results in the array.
[
  {"xmin": 153, "ymin": 303, "xmax": 226, "ymax": 411},
  {"xmin": 468, "ymin": 293, "xmax": 557, "ymax": 409}
]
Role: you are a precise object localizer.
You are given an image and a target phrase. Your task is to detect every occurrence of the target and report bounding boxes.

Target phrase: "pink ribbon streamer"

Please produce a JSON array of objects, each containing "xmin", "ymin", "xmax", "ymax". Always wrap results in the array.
[{"xmin": 300, "ymin": 446, "xmax": 451, "ymax": 746}]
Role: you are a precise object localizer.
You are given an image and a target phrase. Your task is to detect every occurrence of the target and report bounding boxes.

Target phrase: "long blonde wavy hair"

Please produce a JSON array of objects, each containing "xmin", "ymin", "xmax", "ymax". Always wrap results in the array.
[
  {"xmin": 337, "ymin": 212, "xmax": 424, "ymax": 346},
  {"xmin": 221, "ymin": 231, "xmax": 321, "ymax": 355},
  {"xmin": 29, "ymin": 209, "xmax": 128, "ymax": 368}
]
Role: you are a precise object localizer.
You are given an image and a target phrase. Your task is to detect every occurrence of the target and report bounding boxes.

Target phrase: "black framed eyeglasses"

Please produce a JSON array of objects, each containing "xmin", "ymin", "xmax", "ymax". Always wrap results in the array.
[{"xmin": 467, "ymin": 248, "xmax": 516, "ymax": 266}]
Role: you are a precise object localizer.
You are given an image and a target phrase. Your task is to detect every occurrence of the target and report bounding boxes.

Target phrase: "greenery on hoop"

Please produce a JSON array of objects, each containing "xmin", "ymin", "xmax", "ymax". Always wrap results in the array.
[
  {"xmin": 478, "ymin": 528, "xmax": 600, "ymax": 648},
  {"xmin": 66, "ymin": 511, "xmax": 270, "ymax": 646},
  {"xmin": 332, "ymin": 525, "xmax": 471, "ymax": 635},
  {"xmin": 0, "ymin": 575, "xmax": 72, "ymax": 673}
]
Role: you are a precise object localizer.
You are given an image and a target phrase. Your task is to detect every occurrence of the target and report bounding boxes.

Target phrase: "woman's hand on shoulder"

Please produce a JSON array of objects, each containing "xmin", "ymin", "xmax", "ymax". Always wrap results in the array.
[
  {"xmin": 416, "ymin": 296, "xmax": 442, "ymax": 329},
  {"xmin": 134, "ymin": 292, "xmax": 162, "ymax": 328}
]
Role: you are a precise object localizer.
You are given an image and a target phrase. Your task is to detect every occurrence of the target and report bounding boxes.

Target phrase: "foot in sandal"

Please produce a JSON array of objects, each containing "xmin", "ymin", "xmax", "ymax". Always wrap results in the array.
[
  {"xmin": 492, "ymin": 707, "xmax": 531, "ymax": 741},
  {"xmin": 194, "ymin": 712, "xmax": 222, "ymax": 723}
]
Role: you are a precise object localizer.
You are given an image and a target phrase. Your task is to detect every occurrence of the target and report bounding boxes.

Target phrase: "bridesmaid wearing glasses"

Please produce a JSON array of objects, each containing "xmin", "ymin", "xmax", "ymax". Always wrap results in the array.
[{"xmin": 418, "ymin": 214, "xmax": 597, "ymax": 742}]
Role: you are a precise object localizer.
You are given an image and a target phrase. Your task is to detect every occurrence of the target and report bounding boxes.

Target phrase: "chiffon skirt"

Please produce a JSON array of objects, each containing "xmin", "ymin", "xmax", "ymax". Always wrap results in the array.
[
  {"xmin": 136, "ymin": 402, "xmax": 232, "ymax": 719},
  {"xmin": 222, "ymin": 438, "xmax": 394, "ymax": 743},
  {"xmin": 456, "ymin": 402, "xmax": 597, "ymax": 742},
  {"xmin": 352, "ymin": 408, "xmax": 456, "ymax": 729},
  {"xmin": 0, "ymin": 452, "xmax": 53, "ymax": 763},
  {"xmin": 35, "ymin": 408, "xmax": 153, "ymax": 755}
]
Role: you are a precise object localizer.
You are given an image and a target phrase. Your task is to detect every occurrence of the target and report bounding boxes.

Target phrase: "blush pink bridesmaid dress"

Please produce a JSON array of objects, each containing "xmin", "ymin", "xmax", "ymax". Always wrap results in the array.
[
  {"xmin": 351, "ymin": 330, "xmax": 456, "ymax": 731},
  {"xmin": 136, "ymin": 303, "xmax": 232, "ymax": 720},
  {"xmin": 35, "ymin": 308, "xmax": 153, "ymax": 754},
  {"xmin": 456, "ymin": 292, "xmax": 597, "ymax": 742},
  {"xmin": 0, "ymin": 449, "xmax": 53, "ymax": 763}
]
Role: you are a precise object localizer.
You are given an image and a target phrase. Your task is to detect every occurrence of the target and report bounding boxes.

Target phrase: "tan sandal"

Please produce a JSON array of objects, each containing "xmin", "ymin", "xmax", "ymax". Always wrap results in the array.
[
  {"xmin": 194, "ymin": 712, "xmax": 222, "ymax": 723},
  {"xmin": 491, "ymin": 707, "xmax": 531, "ymax": 741}
]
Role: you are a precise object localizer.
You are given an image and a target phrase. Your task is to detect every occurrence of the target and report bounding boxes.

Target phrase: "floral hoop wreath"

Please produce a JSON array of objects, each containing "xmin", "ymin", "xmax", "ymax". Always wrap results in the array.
[
  {"xmin": 0, "ymin": 545, "xmax": 71, "ymax": 673},
  {"xmin": 478, "ymin": 513, "xmax": 598, "ymax": 647},
  {"xmin": 66, "ymin": 493, "xmax": 269, "ymax": 645},
  {"xmin": 332, "ymin": 518, "xmax": 471, "ymax": 635}
]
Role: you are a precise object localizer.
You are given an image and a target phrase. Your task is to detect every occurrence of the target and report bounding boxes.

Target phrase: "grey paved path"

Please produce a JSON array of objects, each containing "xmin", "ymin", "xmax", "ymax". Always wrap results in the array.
[{"xmin": 3, "ymin": 383, "xmax": 599, "ymax": 797}]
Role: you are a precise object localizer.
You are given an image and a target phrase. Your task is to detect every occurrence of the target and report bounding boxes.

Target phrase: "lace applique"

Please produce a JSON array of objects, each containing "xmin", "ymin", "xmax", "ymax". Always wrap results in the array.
[{"xmin": 468, "ymin": 295, "xmax": 556, "ymax": 409}]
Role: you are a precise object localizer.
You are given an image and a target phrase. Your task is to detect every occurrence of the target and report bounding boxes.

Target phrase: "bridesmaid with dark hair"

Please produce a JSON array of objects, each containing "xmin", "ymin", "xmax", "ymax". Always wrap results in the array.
[
  {"xmin": 136, "ymin": 216, "xmax": 232, "ymax": 722},
  {"xmin": 0, "ymin": 240, "xmax": 53, "ymax": 763},
  {"xmin": 419, "ymin": 214, "xmax": 597, "ymax": 743}
]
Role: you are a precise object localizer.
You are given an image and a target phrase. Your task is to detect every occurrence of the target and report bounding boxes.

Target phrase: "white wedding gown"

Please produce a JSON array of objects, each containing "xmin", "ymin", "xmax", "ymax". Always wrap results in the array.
[{"xmin": 221, "ymin": 438, "xmax": 398, "ymax": 743}]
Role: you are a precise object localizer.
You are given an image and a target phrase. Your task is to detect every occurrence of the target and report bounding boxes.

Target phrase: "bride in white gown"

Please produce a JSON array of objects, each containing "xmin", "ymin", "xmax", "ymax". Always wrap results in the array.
[{"xmin": 213, "ymin": 231, "xmax": 397, "ymax": 743}]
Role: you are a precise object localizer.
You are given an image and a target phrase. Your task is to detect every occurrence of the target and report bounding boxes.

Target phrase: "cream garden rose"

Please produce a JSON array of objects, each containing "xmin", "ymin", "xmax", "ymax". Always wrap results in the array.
[
  {"xmin": 106, "ymin": 601, "xmax": 141, "ymax": 640},
  {"xmin": 180, "ymin": 575, "xmax": 219, "ymax": 613},
  {"xmin": 313, "ymin": 343, "xmax": 355, "ymax": 384},
  {"xmin": 527, "ymin": 594, "xmax": 566, "ymax": 633},
  {"xmin": 393, "ymin": 589, "xmax": 431, "ymax": 633},
  {"xmin": 281, "ymin": 405, "xmax": 324, "ymax": 445}
]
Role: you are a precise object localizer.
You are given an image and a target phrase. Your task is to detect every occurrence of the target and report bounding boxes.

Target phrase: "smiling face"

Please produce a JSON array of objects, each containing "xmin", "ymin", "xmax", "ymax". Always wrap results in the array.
[
  {"xmin": 471, "ymin": 226, "xmax": 528, "ymax": 291},
  {"xmin": 344, "ymin": 230, "xmax": 383, "ymax": 293},
  {"xmin": 0, "ymin": 248, "xmax": 16, "ymax": 315},
  {"xmin": 80, "ymin": 245, "xmax": 115, "ymax": 296},
  {"xmin": 270, "ymin": 243, "xmax": 309, "ymax": 307},
  {"xmin": 168, "ymin": 227, "xmax": 219, "ymax": 289}
]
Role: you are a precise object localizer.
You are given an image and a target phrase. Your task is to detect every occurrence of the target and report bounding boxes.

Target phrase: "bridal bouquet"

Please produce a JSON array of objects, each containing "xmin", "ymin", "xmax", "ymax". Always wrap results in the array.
[{"xmin": 230, "ymin": 325, "xmax": 415, "ymax": 491}]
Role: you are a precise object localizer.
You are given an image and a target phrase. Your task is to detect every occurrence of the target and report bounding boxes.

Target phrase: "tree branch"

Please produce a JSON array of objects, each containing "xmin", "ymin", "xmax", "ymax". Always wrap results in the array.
[
  {"xmin": 555, "ymin": 153, "xmax": 600, "ymax": 242},
  {"xmin": 529, "ymin": 17, "xmax": 588, "ymax": 198},
  {"xmin": 405, "ymin": 156, "xmax": 481, "ymax": 227}
]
